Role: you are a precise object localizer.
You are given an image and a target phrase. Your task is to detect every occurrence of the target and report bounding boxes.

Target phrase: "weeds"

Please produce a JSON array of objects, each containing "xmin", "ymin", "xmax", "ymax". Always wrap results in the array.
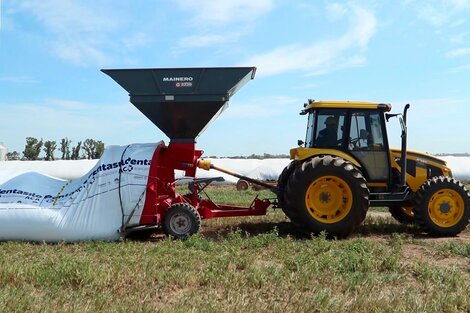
[{"xmin": 0, "ymin": 185, "xmax": 470, "ymax": 312}]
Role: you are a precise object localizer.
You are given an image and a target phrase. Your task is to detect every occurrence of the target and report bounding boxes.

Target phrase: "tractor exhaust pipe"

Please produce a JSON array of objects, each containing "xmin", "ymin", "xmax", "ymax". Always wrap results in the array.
[
  {"xmin": 197, "ymin": 159, "xmax": 280, "ymax": 194},
  {"xmin": 400, "ymin": 104, "xmax": 410, "ymax": 188}
]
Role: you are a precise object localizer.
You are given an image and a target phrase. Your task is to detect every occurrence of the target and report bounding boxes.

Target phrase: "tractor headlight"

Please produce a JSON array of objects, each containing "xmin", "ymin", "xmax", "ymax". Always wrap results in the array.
[{"xmin": 443, "ymin": 167, "xmax": 452, "ymax": 177}]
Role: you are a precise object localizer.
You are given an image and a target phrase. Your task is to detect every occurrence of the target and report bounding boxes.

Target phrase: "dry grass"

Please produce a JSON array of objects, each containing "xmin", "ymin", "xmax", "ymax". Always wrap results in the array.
[{"xmin": 1, "ymin": 184, "xmax": 470, "ymax": 312}]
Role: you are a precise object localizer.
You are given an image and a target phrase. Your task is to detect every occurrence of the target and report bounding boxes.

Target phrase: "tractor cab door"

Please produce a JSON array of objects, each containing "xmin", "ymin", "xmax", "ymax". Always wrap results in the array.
[{"xmin": 347, "ymin": 111, "xmax": 389, "ymax": 182}]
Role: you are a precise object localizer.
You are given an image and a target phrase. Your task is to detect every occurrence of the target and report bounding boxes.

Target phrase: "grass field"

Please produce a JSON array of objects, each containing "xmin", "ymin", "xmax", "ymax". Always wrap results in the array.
[{"xmin": 1, "ymin": 184, "xmax": 470, "ymax": 312}]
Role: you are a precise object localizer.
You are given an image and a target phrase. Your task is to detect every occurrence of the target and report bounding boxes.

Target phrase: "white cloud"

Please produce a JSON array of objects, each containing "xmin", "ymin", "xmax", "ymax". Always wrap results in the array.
[
  {"xmin": 449, "ymin": 0, "xmax": 470, "ymax": 9},
  {"xmin": 326, "ymin": 3, "xmax": 348, "ymax": 20},
  {"xmin": 52, "ymin": 41, "xmax": 111, "ymax": 66},
  {"xmin": 406, "ymin": 0, "xmax": 470, "ymax": 27},
  {"xmin": 450, "ymin": 63, "xmax": 470, "ymax": 73},
  {"xmin": 446, "ymin": 47, "xmax": 470, "ymax": 58},
  {"xmin": 0, "ymin": 76, "xmax": 39, "ymax": 84},
  {"xmin": 48, "ymin": 99, "xmax": 95, "ymax": 111},
  {"xmin": 120, "ymin": 32, "xmax": 151, "ymax": 51},
  {"xmin": 7, "ymin": 0, "xmax": 147, "ymax": 66},
  {"xmin": 172, "ymin": 0, "xmax": 273, "ymax": 51},
  {"xmin": 176, "ymin": 0, "xmax": 273, "ymax": 26},
  {"xmin": 240, "ymin": 4, "xmax": 376, "ymax": 76},
  {"xmin": 176, "ymin": 34, "xmax": 237, "ymax": 49},
  {"xmin": 449, "ymin": 31, "xmax": 470, "ymax": 43},
  {"xmin": 386, "ymin": 98, "xmax": 469, "ymax": 151},
  {"xmin": 221, "ymin": 96, "xmax": 300, "ymax": 119}
]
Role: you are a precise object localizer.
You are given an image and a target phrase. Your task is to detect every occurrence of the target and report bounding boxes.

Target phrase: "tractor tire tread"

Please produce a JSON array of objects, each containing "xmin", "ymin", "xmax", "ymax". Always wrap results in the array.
[{"xmin": 277, "ymin": 161, "xmax": 300, "ymax": 222}]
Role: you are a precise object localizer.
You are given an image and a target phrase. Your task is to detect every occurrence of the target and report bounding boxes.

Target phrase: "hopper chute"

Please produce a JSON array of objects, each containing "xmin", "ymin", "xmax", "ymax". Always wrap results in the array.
[{"xmin": 102, "ymin": 67, "xmax": 256, "ymax": 142}]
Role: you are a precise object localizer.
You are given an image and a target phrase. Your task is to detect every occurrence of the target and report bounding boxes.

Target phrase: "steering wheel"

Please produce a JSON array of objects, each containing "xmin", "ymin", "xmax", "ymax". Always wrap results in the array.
[{"xmin": 349, "ymin": 137, "xmax": 360, "ymax": 149}]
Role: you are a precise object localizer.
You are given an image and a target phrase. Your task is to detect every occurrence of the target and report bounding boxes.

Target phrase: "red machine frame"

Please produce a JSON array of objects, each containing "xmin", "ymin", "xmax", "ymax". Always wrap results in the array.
[{"xmin": 139, "ymin": 141, "xmax": 271, "ymax": 226}]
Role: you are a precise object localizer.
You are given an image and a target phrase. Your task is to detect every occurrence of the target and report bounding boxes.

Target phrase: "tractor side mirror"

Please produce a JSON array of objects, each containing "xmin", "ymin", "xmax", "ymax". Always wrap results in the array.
[
  {"xmin": 297, "ymin": 139, "xmax": 304, "ymax": 146},
  {"xmin": 385, "ymin": 113, "xmax": 400, "ymax": 122}
]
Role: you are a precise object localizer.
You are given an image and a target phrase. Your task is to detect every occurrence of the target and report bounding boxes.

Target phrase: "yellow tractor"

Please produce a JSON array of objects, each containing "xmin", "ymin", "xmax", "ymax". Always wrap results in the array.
[{"xmin": 277, "ymin": 100, "xmax": 470, "ymax": 237}]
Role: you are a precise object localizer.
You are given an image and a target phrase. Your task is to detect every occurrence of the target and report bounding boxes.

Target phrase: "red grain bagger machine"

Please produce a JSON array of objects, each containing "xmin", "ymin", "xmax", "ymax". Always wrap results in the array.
[{"xmin": 102, "ymin": 67, "xmax": 273, "ymax": 238}]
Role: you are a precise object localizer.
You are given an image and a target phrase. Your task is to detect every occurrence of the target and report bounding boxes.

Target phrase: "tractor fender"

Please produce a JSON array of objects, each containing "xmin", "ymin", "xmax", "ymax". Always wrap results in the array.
[{"xmin": 290, "ymin": 147, "xmax": 362, "ymax": 169}]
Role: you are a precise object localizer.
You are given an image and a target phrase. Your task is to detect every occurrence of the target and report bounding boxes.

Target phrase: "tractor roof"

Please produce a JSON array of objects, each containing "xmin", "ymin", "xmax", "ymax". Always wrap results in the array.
[{"xmin": 304, "ymin": 100, "xmax": 391, "ymax": 112}]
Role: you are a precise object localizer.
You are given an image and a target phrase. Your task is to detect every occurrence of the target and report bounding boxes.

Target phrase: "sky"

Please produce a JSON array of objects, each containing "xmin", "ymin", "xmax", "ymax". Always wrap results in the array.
[{"xmin": 0, "ymin": 0, "xmax": 470, "ymax": 157}]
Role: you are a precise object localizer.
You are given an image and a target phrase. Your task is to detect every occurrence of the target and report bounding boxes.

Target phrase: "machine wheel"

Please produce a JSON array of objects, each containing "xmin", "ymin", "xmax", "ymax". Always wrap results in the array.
[
  {"xmin": 389, "ymin": 205, "xmax": 415, "ymax": 224},
  {"xmin": 236, "ymin": 179, "xmax": 249, "ymax": 191},
  {"xmin": 285, "ymin": 156, "xmax": 369, "ymax": 238},
  {"xmin": 414, "ymin": 177, "xmax": 470, "ymax": 236},
  {"xmin": 163, "ymin": 203, "xmax": 201, "ymax": 239}
]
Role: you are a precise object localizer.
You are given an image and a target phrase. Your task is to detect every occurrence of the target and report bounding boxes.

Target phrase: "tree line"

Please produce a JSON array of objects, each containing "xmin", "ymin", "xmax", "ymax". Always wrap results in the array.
[{"xmin": 6, "ymin": 137, "xmax": 105, "ymax": 161}]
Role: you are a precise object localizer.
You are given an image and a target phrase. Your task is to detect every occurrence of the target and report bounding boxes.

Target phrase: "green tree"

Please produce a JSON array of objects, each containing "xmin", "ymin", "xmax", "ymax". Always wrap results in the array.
[
  {"xmin": 23, "ymin": 137, "xmax": 43, "ymax": 160},
  {"xmin": 60, "ymin": 137, "xmax": 72, "ymax": 160},
  {"xmin": 71, "ymin": 141, "xmax": 82, "ymax": 160},
  {"xmin": 6, "ymin": 151, "xmax": 20, "ymax": 160},
  {"xmin": 43, "ymin": 140, "xmax": 57, "ymax": 161},
  {"xmin": 93, "ymin": 140, "xmax": 105, "ymax": 159},
  {"xmin": 82, "ymin": 138, "xmax": 96, "ymax": 160},
  {"xmin": 82, "ymin": 139, "xmax": 105, "ymax": 159}
]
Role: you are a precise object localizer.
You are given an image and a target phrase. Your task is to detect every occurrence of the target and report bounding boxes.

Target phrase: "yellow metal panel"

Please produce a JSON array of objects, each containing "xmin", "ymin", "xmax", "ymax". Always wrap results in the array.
[
  {"xmin": 305, "ymin": 100, "xmax": 388, "ymax": 111},
  {"xmin": 390, "ymin": 149, "xmax": 447, "ymax": 171},
  {"xmin": 389, "ymin": 149, "xmax": 450, "ymax": 192}
]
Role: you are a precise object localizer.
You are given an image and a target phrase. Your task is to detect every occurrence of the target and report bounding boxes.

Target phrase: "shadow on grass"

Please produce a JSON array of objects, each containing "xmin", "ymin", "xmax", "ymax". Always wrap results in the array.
[
  {"xmin": 201, "ymin": 220, "xmax": 312, "ymax": 241},
  {"xmin": 356, "ymin": 217, "xmax": 422, "ymax": 237},
  {"xmin": 126, "ymin": 214, "xmax": 443, "ymax": 242},
  {"xmin": 125, "ymin": 220, "xmax": 311, "ymax": 242}
]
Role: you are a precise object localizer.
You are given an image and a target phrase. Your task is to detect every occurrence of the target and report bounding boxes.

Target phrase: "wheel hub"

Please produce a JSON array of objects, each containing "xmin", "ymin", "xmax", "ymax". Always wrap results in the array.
[
  {"xmin": 319, "ymin": 192, "xmax": 331, "ymax": 203},
  {"xmin": 428, "ymin": 188, "xmax": 464, "ymax": 228},
  {"xmin": 439, "ymin": 202, "xmax": 451, "ymax": 214},
  {"xmin": 170, "ymin": 213, "xmax": 192, "ymax": 235},
  {"xmin": 305, "ymin": 176, "xmax": 353, "ymax": 224}
]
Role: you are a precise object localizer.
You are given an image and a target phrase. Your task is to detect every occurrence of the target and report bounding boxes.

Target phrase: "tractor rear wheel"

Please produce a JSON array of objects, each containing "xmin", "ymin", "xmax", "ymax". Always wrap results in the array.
[
  {"xmin": 389, "ymin": 205, "xmax": 415, "ymax": 225},
  {"xmin": 277, "ymin": 161, "xmax": 300, "ymax": 222},
  {"xmin": 414, "ymin": 177, "xmax": 470, "ymax": 236},
  {"xmin": 163, "ymin": 203, "xmax": 201, "ymax": 239},
  {"xmin": 285, "ymin": 156, "xmax": 369, "ymax": 238}
]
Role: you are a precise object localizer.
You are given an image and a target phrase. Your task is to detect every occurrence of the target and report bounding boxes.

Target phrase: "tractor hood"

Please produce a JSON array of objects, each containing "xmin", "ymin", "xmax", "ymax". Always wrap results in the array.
[{"xmin": 390, "ymin": 148, "xmax": 447, "ymax": 166}]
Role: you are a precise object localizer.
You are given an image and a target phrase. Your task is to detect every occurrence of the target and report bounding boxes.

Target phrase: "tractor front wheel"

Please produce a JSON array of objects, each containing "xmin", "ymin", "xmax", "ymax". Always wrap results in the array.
[
  {"xmin": 285, "ymin": 156, "xmax": 369, "ymax": 238},
  {"xmin": 414, "ymin": 177, "xmax": 470, "ymax": 236},
  {"xmin": 163, "ymin": 203, "xmax": 201, "ymax": 239}
]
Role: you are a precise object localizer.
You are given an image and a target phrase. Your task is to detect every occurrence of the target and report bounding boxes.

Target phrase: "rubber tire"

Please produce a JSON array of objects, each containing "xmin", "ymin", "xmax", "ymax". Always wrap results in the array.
[
  {"xmin": 285, "ymin": 155, "xmax": 369, "ymax": 238},
  {"xmin": 414, "ymin": 176, "xmax": 470, "ymax": 236},
  {"xmin": 389, "ymin": 206, "xmax": 415, "ymax": 225},
  {"xmin": 163, "ymin": 203, "xmax": 201, "ymax": 239},
  {"xmin": 277, "ymin": 161, "xmax": 300, "ymax": 222},
  {"xmin": 236, "ymin": 180, "xmax": 249, "ymax": 191}
]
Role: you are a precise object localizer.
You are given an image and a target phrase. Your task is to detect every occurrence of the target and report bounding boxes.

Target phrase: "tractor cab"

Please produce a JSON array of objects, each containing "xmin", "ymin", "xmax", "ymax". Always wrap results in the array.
[
  {"xmin": 295, "ymin": 100, "xmax": 395, "ymax": 191},
  {"xmin": 291, "ymin": 99, "xmax": 453, "ymax": 204}
]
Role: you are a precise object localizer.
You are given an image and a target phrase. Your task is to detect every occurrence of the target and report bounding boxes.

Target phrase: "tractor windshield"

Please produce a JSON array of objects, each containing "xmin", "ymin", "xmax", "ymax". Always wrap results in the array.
[
  {"xmin": 313, "ymin": 110, "xmax": 346, "ymax": 148},
  {"xmin": 305, "ymin": 110, "xmax": 346, "ymax": 148}
]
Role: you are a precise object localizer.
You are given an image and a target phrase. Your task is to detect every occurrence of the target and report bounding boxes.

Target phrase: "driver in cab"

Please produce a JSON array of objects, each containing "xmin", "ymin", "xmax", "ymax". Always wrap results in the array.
[{"xmin": 316, "ymin": 116, "xmax": 339, "ymax": 147}]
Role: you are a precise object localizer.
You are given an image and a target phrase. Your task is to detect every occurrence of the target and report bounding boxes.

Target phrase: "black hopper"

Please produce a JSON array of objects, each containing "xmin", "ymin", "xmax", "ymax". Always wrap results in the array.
[{"xmin": 102, "ymin": 67, "xmax": 256, "ymax": 142}]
